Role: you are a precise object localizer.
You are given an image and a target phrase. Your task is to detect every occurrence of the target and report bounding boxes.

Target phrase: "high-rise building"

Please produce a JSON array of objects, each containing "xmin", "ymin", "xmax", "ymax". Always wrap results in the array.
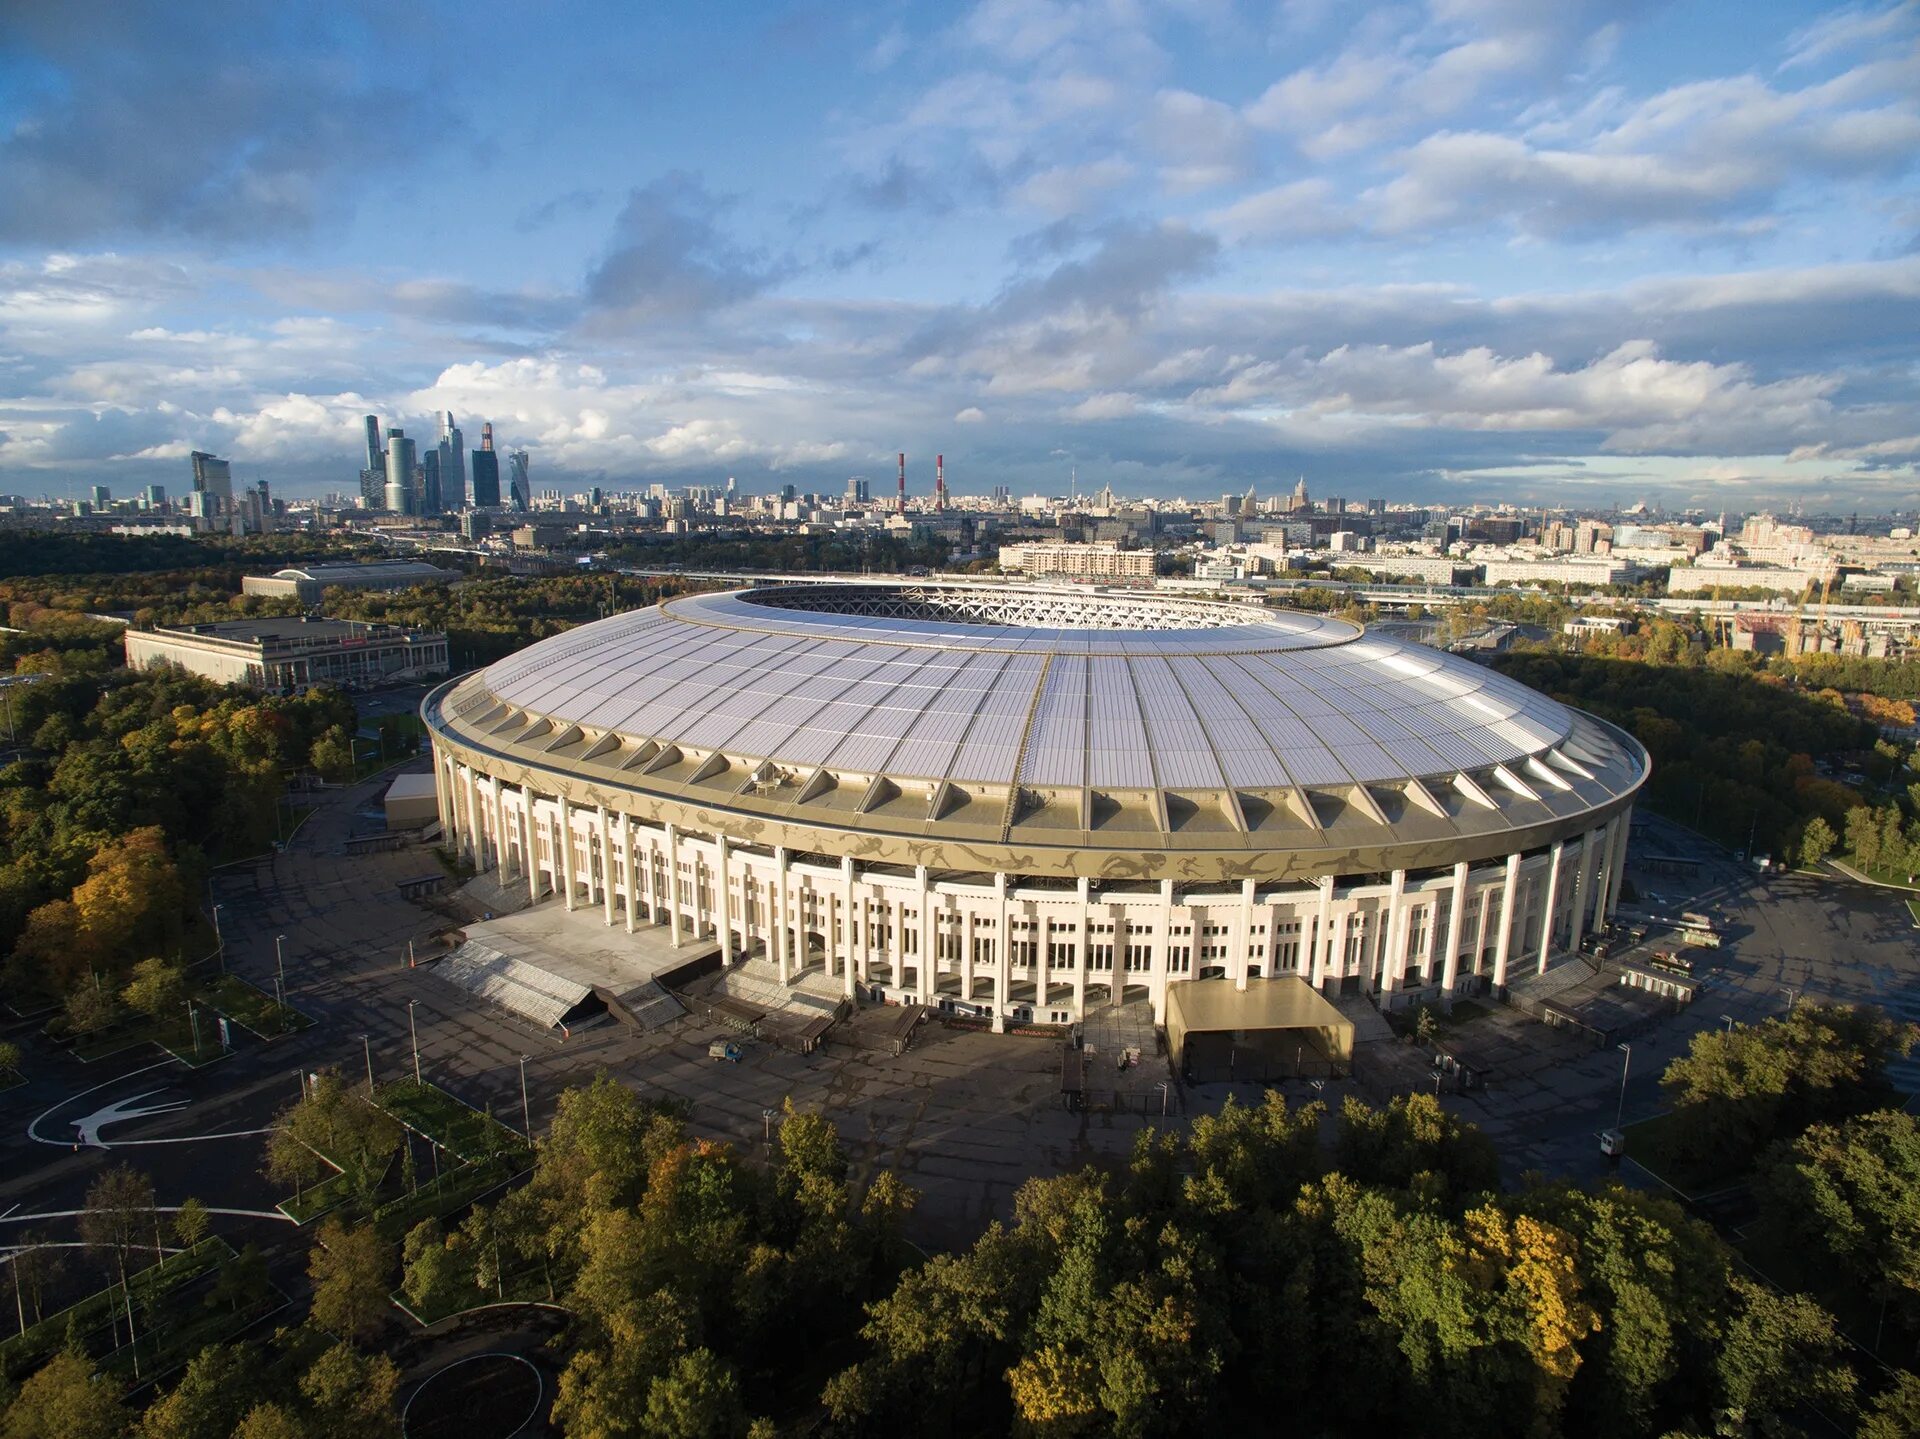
[
  {"xmin": 190, "ymin": 451, "xmax": 232, "ymax": 510},
  {"xmin": 363, "ymin": 415, "xmax": 383, "ymax": 473},
  {"xmin": 384, "ymin": 429, "xmax": 416, "ymax": 515},
  {"xmin": 508, "ymin": 450, "xmax": 531, "ymax": 511},
  {"xmin": 142, "ymin": 484, "xmax": 165, "ymax": 511},
  {"xmin": 470, "ymin": 421, "xmax": 501, "ymax": 507},
  {"xmin": 421, "ymin": 450, "xmax": 442, "ymax": 515},
  {"xmin": 360, "ymin": 468, "xmax": 386, "ymax": 509},
  {"xmin": 90, "ymin": 485, "xmax": 111, "ymax": 508},
  {"xmin": 437, "ymin": 411, "xmax": 465, "ymax": 510}
]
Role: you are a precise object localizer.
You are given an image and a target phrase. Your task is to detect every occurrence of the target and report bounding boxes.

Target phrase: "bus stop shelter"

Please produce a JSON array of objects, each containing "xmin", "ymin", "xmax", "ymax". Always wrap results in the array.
[{"xmin": 1168, "ymin": 976, "xmax": 1354, "ymax": 1083}]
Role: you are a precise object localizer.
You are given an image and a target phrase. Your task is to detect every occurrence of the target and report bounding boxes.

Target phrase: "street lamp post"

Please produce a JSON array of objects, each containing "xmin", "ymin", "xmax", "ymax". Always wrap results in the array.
[
  {"xmin": 407, "ymin": 1000, "xmax": 421, "ymax": 1085},
  {"xmin": 1781, "ymin": 986, "xmax": 1798, "ymax": 1013},
  {"xmin": 1614, "ymin": 1042, "xmax": 1632, "ymax": 1131},
  {"xmin": 212, "ymin": 905, "xmax": 225, "ymax": 974},
  {"xmin": 1720, "ymin": 1014, "xmax": 1736, "ymax": 1032},
  {"xmin": 518, "ymin": 1055, "xmax": 532, "ymax": 1141},
  {"xmin": 184, "ymin": 1001, "xmax": 200, "ymax": 1058},
  {"xmin": 362, "ymin": 1034, "xmax": 374, "ymax": 1094},
  {"xmin": 275, "ymin": 934, "xmax": 286, "ymax": 990}
]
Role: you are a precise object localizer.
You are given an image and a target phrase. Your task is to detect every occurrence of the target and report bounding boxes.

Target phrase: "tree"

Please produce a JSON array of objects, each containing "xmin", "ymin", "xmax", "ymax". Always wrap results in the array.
[
  {"xmin": 138, "ymin": 1344, "xmax": 261, "ymax": 1439},
  {"xmin": 1847, "ymin": 803, "xmax": 1883, "ymax": 870},
  {"xmin": 1754, "ymin": 1109, "xmax": 1920, "ymax": 1329},
  {"xmin": 117, "ymin": 959, "xmax": 183, "ymax": 1023},
  {"xmin": 9, "ymin": 1236, "xmax": 63, "ymax": 1329},
  {"xmin": 170, "ymin": 1197, "xmax": 209, "ymax": 1252},
  {"xmin": 70, "ymin": 828, "xmax": 186, "ymax": 969},
  {"xmin": 0, "ymin": 1350, "xmax": 127, "ymax": 1439},
  {"xmin": 1859, "ymin": 1369, "xmax": 1920, "ymax": 1439},
  {"xmin": 1332, "ymin": 1092, "xmax": 1500, "ymax": 1200},
  {"xmin": 298, "ymin": 1342, "xmax": 398, "ymax": 1439},
  {"xmin": 78, "ymin": 1165, "xmax": 156, "ymax": 1353},
  {"xmin": 642, "ymin": 1350, "xmax": 746, "ymax": 1439},
  {"xmin": 62, "ymin": 982, "xmax": 114, "ymax": 1037},
  {"xmin": 1713, "ymin": 1277, "xmax": 1855, "ymax": 1434},
  {"xmin": 208, "ymin": 1244, "xmax": 271, "ymax": 1316},
  {"xmin": 308, "ymin": 726, "xmax": 355, "ymax": 784},
  {"xmin": 1660, "ymin": 1003, "xmax": 1919, "ymax": 1176},
  {"xmin": 275, "ymin": 1070, "xmax": 400, "ymax": 1203},
  {"xmin": 0, "ymin": 1040, "xmax": 19, "ymax": 1080},
  {"xmin": 1798, "ymin": 815, "xmax": 1836, "ymax": 869},
  {"xmin": 229, "ymin": 1404, "xmax": 307, "ymax": 1439},
  {"xmin": 306, "ymin": 1221, "xmax": 392, "ymax": 1343},
  {"xmin": 400, "ymin": 1220, "xmax": 464, "ymax": 1316}
]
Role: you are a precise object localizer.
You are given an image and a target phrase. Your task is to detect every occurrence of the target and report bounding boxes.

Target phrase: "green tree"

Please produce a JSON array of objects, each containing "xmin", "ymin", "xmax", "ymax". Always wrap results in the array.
[
  {"xmin": 1660, "ymin": 1003, "xmax": 1918, "ymax": 1177},
  {"xmin": 0, "ymin": 1040, "xmax": 20, "ymax": 1080},
  {"xmin": 229, "ymin": 1403, "xmax": 307, "ymax": 1439},
  {"xmin": 1798, "ymin": 815, "xmax": 1836, "ymax": 868},
  {"xmin": 137, "ymin": 1343, "xmax": 260, "ymax": 1439},
  {"xmin": 1754, "ymin": 1109, "xmax": 1920, "ymax": 1330},
  {"xmin": 208, "ymin": 1244, "xmax": 271, "ymax": 1316},
  {"xmin": 78, "ymin": 1165, "xmax": 156, "ymax": 1356},
  {"xmin": 1713, "ymin": 1277, "xmax": 1855, "ymax": 1435},
  {"xmin": 1847, "ymin": 803, "xmax": 1884, "ymax": 870},
  {"xmin": 642, "ymin": 1350, "xmax": 746, "ymax": 1439},
  {"xmin": 0, "ymin": 1350, "xmax": 127, "ymax": 1439},
  {"xmin": 62, "ymin": 982, "xmax": 115, "ymax": 1037},
  {"xmin": 1332, "ymin": 1092, "xmax": 1500, "ymax": 1201},
  {"xmin": 298, "ymin": 1342, "xmax": 398, "ymax": 1439},
  {"xmin": 399, "ymin": 1220, "xmax": 463, "ymax": 1316},
  {"xmin": 117, "ymin": 959, "xmax": 183, "ymax": 1023},
  {"xmin": 170, "ymin": 1197, "xmax": 209, "ymax": 1252},
  {"xmin": 308, "ymin": 726, "xmax": 355, "ymax": 784},
  {"xmin": 277, "ymin": 1070, "xmax": 400, "ymax": 1202},
  {"xmin": 1859, "ymin": 1369, "xmax": 1920, "ymax": 1439},
  {"xmin": 306, "ymin": 1221, "xmax": 392, "ymax": 1343}
]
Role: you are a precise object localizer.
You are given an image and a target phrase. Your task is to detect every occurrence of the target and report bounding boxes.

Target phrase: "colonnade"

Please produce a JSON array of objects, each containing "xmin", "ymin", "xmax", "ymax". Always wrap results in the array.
[{"xmin": 434, "ymin": 751, "xmax": 1631, "ymax": 1028}]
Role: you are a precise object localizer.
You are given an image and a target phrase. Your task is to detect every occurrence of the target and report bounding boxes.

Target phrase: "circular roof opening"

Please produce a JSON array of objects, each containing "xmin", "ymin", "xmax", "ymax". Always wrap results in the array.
[{"xmin": 733, "ymin": 581, "xmax": 1308, "ymax": 633}]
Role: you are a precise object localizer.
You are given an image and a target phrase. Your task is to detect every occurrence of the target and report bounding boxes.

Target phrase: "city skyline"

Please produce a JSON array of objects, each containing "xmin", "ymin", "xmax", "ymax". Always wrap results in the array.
[{"xmin": 0, "ymin": 1, "xmax": 1916, "ymax": 506}]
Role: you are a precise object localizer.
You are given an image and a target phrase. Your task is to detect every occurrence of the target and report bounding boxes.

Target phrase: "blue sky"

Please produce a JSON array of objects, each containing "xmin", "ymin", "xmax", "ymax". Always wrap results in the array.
[{"xmin": 0, "ymin": 0, "xmax": 1915, "ymax": 507}]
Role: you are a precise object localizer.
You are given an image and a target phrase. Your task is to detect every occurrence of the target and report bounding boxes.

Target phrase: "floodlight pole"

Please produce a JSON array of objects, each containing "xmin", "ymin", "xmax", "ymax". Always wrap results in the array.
[
  {"xmin": 1614, "ymin": 1042, "xmax": 1632, "ymax": 1131},
  {"xmin": 408, "ymin": 999, "xmax": 421, "ymax": 1084},
  {"xmin": 518, "ymin": 1055, "xmax": 532, "ymax": 1141}
]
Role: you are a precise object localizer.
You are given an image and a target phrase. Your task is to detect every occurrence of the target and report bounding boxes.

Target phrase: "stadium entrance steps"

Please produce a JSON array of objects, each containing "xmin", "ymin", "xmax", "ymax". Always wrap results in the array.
[
  {"xmin": 424, "ymin": 903, "xmax": 709, "ymax": 1034},
  {"xmin": 682, "ymin": 958, "xmax": 845, "ymax": 1054}
]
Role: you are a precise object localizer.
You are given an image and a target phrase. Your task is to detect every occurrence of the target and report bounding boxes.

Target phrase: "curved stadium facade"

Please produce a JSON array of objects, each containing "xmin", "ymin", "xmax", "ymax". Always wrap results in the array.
[{"xmin": 422, "ymin": 583, "xmax": 1646, "ymax": 1029}]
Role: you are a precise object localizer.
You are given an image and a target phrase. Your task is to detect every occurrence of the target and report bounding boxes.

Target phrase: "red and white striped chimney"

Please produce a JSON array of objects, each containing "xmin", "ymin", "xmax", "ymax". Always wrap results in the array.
[{"xmin": 897, "ymin": 452, "xmax": 906, "ymax": 515}]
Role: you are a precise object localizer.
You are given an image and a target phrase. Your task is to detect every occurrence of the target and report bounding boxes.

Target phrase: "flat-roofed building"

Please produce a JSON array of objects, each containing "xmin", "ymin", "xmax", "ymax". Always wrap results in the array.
[
  {"xmin": 998, "ymin": 541, "xmax": 1156, "ymax": 579},
  {"xmin": 124, "ymin": 617, "xmax": 449, "ymax": 692},
  {"xmin": 241, "ymin": 559, "xmax": 461, "ymax": 604}
]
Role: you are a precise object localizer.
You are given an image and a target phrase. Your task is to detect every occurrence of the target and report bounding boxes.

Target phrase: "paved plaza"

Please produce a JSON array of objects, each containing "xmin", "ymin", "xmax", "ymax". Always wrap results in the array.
[{"xmin": 3, "ymin": 765, "xmax": 1917, "ymax": 1263}]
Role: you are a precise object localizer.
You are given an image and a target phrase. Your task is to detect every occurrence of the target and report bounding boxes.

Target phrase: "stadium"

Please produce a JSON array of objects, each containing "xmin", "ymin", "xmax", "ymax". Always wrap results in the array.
[{"xmin": 421, "ymin": 582, "xmax": 1646, "ymax": 1050}]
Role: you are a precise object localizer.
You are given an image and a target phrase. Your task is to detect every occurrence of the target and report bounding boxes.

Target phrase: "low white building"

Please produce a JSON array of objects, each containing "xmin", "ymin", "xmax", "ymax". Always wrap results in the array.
[
  {"xmin": 124, "ymin": 617, "xmax": 450, "ymax": 693},
  {"xmin": 998, "ymin": 542, "xmax": 1156, "ymax": 579}
]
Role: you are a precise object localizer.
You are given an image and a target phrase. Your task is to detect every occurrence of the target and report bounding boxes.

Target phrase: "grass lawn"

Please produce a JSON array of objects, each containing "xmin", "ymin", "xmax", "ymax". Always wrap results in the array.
[
  {"xmin": 390, "ymin": 1256, "xmax": 555, "ymax": 1328},
  {"xmin": 1906, "ymin": 898, "xmax": 1920, "ymax": 927},
  {"xmin": 375, "ymin": 1079, "xmax": 532, "ymax": 1165},
  {"xmin": 73, "ymin": 1012, "xmax": 227, "ymax": 1067},
  {"xmin": 1620, "ymin": 1110, "xmax": 1747, "ymax": 1197},
  {"xmin": 278, "ymin": 1168, "xmax": 355, "ymax": 1226},
  {"xmin": 371, "ymin": 1152, "xmax": 528, "ymax": 1243},
  {"xmin": 196, "ymin": 973, "xmax": 313, "ymax": 1038},
  {"xmin": 0, "ymin": 1239, "xmax": 231, "ymax": 1382}
]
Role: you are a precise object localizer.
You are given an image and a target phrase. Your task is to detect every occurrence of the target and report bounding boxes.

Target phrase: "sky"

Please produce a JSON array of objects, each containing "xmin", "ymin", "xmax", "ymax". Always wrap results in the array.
[{"xmin": 0, "ymin": 0, "xmax": 1916, "ymax": 510}]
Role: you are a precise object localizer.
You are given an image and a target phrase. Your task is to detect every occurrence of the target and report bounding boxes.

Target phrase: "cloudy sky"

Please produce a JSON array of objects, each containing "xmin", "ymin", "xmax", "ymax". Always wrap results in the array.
[{"xmin": 1, "ymin": 0, "xmax": 1916, "ymax": 508}]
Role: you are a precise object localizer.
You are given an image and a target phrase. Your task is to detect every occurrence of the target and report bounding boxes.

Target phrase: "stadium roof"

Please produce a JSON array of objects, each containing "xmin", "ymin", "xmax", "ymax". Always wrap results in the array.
[{"xmin": 432, "ymin": 583, "xmax": 1645, "ymax": 867}]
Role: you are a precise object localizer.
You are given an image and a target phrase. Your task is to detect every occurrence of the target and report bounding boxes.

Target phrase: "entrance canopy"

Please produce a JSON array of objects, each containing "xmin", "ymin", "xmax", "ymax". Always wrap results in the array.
[{"xmin": 1167, "ymin": 977, "xmax": 1354, "ymax": 1082}]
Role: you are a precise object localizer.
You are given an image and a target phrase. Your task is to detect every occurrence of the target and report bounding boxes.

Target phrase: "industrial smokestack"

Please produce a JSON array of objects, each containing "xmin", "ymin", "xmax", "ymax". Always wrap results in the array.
[
  {"xmin": 936, "ymin": 454, "xmax": 946, "ymax": 512},
  {"xmin": 481, "ymin": 421, "xmax": 494, "ymax": 452},
  {"xmin": 897, "ymin": 452, "xmax": 906, "ymax": 515}
]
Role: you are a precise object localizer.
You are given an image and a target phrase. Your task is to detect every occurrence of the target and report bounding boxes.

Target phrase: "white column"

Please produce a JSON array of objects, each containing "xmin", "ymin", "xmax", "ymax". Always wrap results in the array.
[
  {"xmin": 716, "ymin": 835, "xmax": 733, "ymax": 965},
  {"xmin": 961, "ymin": 908, "xmax": 975, "ymax": 1004},
  {"xmin": 1474, "ymin": 886, "xmax": 1493, "ymax": 977},
  {"xmin": 1419, "ymin": 892, "xmax": 1439, "ymax": 988},
  {"xmin": 557, "ymin": 797, "xmax": 577, "ymax": 911},
  {"xmin": 493, "ymin": 782, "xmax": 511, "ymax": 878},
  {"xmin": 774, "ymin": 847, "xmax": 791, "ymax": 981},
  {"xmin": 916, "ymin": 866, "xmax": 931, "ymax": 1001},
  {"xmin": 459, "ymin": 764, "xmax": 479, "ymax": 862},
  {"xmin": 521, "ymin": 797, "xmax": 538, "ymax": 905},
  {"xmin": 1592, "ymin": 817, "xmax": 1616, "ymax": 932},
  {"xmin": 621, "ymin": 814, "xmax": 637, "ymax": 933},
  {"xmin": 1030, "ymin": 901, "xmax": 1046, "ymax": 1011},
  {"xmin": 1537, "ymin": 841, "xmax": 1565, "ymax": 975},
  {"xmin": 1311, "ymin": 875, "xmax": 1334, "ymax": 989},
  {"xmin": 435, "ymin": 752, "xmax": 454, "ymax": 837},
  {"xmin": 1440, "ymin": 861, "xmax": 1469, "ymax": 1004},
  {"xmin": 1567, "ymin": 831, "xmax": 1594, "ymax": 958},
  {"xmin": 1330, "ymin": 905, "xmax": 1351, "ymax": 990},
  {"xmin": 666, "ymin": 823, "xmax": 682, "ymax": 948},
  {"xmin": 1491, "ymin": 852, "xmax": 1522, "ymax": 991},
  {"xmin": 1607, "ymin": 810, "xmax": 1632, "ymax": 914},
  {"xmin": 1074, "ymin": 877, "xmax": 1090, "ymax": 1018},
  {"xmin": 598, "ymin": 806, "xmax": 615, "ymax": 926},
  {"xmin": 992, "ymin": 871, "xmax": 1009, "ymax": 1032},
  {"xmin": 1379, "ymin": 869, "xmax": 1407, "ymax": 994},
  {"xmin": 1237, "ymin": 878, "xmax": 1255, "ymax": 991},
  {"xmin": 1152, "ymin": 879, "xmax": 1175, "ymax": 1021},
  {"xmin": 840, "ymin": 856, "xmax": 857, "ymax": 999}
]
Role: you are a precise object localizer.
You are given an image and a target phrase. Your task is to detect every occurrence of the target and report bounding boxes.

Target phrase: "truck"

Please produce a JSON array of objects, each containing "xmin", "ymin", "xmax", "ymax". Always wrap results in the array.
[{"xmin": 708, "ymin": 1039, "xmax": 744, "ymax": 1063}]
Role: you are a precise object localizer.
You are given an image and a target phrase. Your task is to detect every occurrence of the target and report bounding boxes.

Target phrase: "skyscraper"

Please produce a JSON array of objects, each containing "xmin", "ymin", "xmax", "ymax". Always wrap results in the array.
[
  {"xmin": 470, "ymin": 421, "xmax": 501, "ymax": 507},
  {"xmin": 437, "ymin": 411, "xmax": 465, "ymax": 510},
  {"xmin": 508, "ymin": 450, "xmax": 531, "ymax": 511},
  {"xmin": 421, "ymin": 450, "xmax": 442, "ymax": 515},
  {"xmin": 363, "ymin": 415, "xmax": 382, "ymax": 472},
  {"xmin": 384, "ymin": 429, "xmax": 416, "ymax": 515},
  {"xmin": 190, "ymin": 451, "xmax": 232, "ymax": 510}
]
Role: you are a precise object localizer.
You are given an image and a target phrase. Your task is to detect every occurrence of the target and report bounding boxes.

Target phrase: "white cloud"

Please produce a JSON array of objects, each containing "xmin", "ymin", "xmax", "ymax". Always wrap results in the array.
[
  {"xmin": 1011, "ymin": 157, "xmax": 1136, "ymax": 217},
  {"xmin": 954, "ymin": 406, "xmax": 987, "ymax": 423},
  {"xmin": 1203, "ymin": 178, "xmax": 1351, "ymax": 242}
]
